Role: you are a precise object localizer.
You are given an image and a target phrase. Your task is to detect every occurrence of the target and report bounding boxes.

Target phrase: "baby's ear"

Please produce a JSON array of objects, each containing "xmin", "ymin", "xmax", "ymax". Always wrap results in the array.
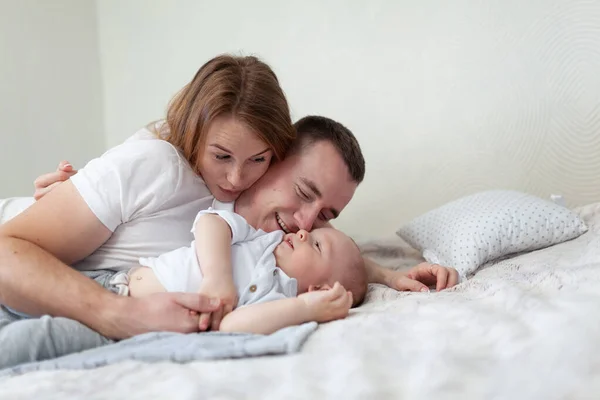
[{"xmin": 308, "ymin": 284, "xmax": 331, "ymax": 292}]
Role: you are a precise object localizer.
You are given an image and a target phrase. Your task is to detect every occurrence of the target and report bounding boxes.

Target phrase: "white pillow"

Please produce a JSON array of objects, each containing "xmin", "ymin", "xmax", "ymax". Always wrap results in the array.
[
  {"xmin": 396, "ymin": 190, "xmax": 588, "ymax": 278},
  {"xmin": 0, "ymin": 197, "xmax": 35, "ymax": 224}
]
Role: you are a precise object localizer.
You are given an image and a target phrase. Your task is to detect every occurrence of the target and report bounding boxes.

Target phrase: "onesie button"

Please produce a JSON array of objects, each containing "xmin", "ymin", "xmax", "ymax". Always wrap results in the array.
[{"xmin": 249, "ymin": 285, "xmax": 257, "ymax": 293}]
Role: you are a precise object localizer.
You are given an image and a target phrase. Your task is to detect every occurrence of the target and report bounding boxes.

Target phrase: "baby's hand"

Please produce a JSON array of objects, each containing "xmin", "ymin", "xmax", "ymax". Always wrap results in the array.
[
  {"xmin": 298, "ymin": 282, "xmax": 353, "ymax": 323},
  {"xmin": 197, "ymin": 278, "xmax": 238, "ymax": 331}
]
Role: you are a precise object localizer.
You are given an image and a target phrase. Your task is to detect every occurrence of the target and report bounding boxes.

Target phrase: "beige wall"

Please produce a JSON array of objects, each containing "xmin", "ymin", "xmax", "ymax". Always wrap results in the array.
[
  {"xmin": 0, "ymin": 0, "xmax": 105, "ymax": 197},
  {"xmin": 5, "ymin": 1, "xmax": 600, "ymax": 237},
  {"xmin": 95, "ymin": 0, "xmax": 600, "ymax": 237}
]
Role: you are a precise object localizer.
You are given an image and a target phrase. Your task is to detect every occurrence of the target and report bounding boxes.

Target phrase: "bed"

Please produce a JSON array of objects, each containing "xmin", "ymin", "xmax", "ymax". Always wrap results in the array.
[{"xmin": 0, "ymin": 199, "xmax": 599, "ymax": 399}]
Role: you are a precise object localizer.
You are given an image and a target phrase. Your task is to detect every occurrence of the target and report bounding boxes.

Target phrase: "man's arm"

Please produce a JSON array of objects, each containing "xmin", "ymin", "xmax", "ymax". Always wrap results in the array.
[
  {"xmin": 321, "ymin": 222, "xmax": 398, "ymax": 287},
  {"xmin": 0, "ymin": 181, "xmax": 113, "ymax": 314},
  {"xmin": 0, "ymin": 181, "xmax": 219, "ymax": 339},
  {"xmin": 323, "ymin": 221, "xmax": 458, "ymax": 292},
  {"xmin": 363, "ymin": 257, "xmax": 415, "ymax": 288},
  {"xmin": 365, "ymin": 257, "xmax": 459, "ymax": 292}
]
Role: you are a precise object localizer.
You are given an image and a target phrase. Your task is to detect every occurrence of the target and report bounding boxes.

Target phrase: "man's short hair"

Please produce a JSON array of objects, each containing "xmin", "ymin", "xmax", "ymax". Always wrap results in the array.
[{"xmin": 292, "ymin": 116, "xmax": 366, "ymax": 184}]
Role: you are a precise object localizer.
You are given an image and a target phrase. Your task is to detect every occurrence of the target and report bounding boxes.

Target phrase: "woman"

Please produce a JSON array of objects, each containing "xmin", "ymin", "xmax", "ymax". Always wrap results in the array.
[{"xmin": 0, "ymin": 54, "xmax": 296, "ymax": 342}]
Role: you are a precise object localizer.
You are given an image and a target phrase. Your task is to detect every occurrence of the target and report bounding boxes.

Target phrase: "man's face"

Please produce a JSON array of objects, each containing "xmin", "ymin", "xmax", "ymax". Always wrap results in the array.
[{"xmin": 235, "ymin": 140, "xmax": 357, "ymax": 233}]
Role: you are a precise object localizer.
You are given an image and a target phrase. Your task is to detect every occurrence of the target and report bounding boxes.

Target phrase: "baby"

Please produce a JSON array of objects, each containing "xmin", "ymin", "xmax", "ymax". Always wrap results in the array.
[{"xmin": 109, "ymin": 207, "xmax": 368, "ymax": 335}]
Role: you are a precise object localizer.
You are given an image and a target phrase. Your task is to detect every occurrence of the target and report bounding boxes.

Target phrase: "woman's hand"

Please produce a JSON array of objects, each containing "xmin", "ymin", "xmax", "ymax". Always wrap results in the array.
[
  {"xmin": 298, "ymin": 282, "xmax": 353, "ymax": 323},
  {"xmin": 197, "ymin": 277, "xmax": 238, "ymax": 331},
  {"xmin": 33, "ymin": 161, "xmax": 77, "ymax": 200}
]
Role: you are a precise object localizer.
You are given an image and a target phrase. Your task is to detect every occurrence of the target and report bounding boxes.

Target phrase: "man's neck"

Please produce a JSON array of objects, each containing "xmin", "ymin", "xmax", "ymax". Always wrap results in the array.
[{"xmin": 233, "ymin": 190, "xmax": 251, "ymax": 221}]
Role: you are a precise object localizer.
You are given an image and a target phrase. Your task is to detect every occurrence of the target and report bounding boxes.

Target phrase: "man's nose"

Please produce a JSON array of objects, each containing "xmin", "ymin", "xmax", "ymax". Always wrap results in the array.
[{"xmin": 294, "ymin": 206, "xmax": 320, "ymax": 231}]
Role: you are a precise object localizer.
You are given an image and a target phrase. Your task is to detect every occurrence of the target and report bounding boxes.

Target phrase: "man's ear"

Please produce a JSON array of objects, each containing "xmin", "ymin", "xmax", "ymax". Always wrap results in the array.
[
  {"xmin": 308, "ymin": 284, "xmax": 331, "ymax": 292},
  {"xmin": 308, "ymin": 285, "xmax": 321, "ymax": 292}
]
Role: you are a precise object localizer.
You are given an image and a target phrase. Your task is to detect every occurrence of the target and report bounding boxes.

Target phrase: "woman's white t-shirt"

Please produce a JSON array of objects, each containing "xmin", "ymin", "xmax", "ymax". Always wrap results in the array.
[{"xmin": 70, "ymin": 127, "xmax": 215, "ymax": 271}]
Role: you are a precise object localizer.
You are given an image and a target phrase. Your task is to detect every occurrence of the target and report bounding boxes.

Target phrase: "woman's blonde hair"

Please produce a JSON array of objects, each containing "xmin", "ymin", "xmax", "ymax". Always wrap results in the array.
[{"xmin": 157, "ymin": 54, "xmax": 295, "ymax": 172}]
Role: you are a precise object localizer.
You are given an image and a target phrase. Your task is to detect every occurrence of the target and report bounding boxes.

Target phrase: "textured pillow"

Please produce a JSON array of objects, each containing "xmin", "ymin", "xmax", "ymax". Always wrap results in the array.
[{"xmin": 396, "ymin": 190, "xmax": 588, "ymax": 277}]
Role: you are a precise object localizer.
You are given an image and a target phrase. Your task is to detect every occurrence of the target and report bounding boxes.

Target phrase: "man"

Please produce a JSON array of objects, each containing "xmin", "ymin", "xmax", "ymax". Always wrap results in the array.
[{"xmin": 0, "ymin": 116, "xmax": 457, "ymax": 362}]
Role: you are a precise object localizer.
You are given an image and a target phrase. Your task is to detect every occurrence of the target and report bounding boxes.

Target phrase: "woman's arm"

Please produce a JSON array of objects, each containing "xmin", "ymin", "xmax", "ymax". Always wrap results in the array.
[{"xmin": 0, "ymin": 180, "xmax": 219, "ymax": 339}]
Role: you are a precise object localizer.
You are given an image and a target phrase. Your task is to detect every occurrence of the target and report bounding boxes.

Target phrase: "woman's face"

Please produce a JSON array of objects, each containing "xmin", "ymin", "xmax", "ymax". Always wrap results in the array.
[{"xmin": 199, "ymin": 115, "xmax": 274, "ymax": 202}]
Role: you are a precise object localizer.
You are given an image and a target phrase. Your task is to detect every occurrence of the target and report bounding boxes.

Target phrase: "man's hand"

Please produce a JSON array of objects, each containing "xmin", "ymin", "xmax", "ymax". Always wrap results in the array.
[
  {"xmin": 384, "ymin": 262, "xmax": 460, "ymax": 292},
  {"xmin": 197, "ymin": 278, "xmax": 238, "ymax": 331},
  {"xmin": 34, "ymin": 161, "xmax": 77, "ymax": 200},
  {"xmin": 106, "ymin": 292, "xmax": 220, "ymax": 339},
  {"xmin": 298, "ymin": 282, "xmax": 353, "ymax": 323}
]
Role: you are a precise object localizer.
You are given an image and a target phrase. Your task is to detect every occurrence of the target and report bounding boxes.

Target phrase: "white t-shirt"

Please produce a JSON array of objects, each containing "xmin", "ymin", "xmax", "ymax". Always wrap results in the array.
[
  {"xmin": 70, "ymin": 126, "xmax": 215, "ymax": 271},
  {"xmin": 139, "ymin": 209, "xmax": 297, "ymax": 307}
]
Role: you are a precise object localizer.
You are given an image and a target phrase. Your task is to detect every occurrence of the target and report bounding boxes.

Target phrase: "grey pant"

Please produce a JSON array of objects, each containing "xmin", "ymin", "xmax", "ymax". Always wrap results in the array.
[{"xmin": 0, "ymin": 270, "xmax": 123, "ymax": 369}]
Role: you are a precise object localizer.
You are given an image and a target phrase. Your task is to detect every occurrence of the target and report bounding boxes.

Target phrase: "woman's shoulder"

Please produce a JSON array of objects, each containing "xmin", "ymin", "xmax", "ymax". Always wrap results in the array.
[
  {"xmin": 91, "ymin": 125, "xmax": 206, "ymax": 195},
  {"xmin": 123, "ymin": 121, "xmax": 165, "ymax": 142},
  {"xmin": 101, "ymin": 127, "xmax": 187, "ymax": 172}
]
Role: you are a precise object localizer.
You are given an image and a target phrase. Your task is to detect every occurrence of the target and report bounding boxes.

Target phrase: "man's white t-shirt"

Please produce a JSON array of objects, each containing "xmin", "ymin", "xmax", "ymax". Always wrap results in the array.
[
  {"xmin": 140, "ymin": 209, "xmax": 297, "ymax": 307},
  {"xmin": 70, "ymin": 126, "xmax": 215, "ymax": 271}
]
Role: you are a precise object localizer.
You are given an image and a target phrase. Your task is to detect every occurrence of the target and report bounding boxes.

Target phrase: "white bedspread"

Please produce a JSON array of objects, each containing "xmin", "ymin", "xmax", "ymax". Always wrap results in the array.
[
  {"xmin": 1, "ymin": 202, "xmax": 599, "ymax": 400},
  {"xmin": 0, "ymin": 197, "xmax": 34, "ymax": 224}
]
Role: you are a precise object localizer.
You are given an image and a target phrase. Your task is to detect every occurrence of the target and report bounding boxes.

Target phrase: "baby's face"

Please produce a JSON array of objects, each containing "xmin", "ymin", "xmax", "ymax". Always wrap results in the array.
[{"xmin": 273, "ymin": 227, "xmax": 358, "ymax": 293}]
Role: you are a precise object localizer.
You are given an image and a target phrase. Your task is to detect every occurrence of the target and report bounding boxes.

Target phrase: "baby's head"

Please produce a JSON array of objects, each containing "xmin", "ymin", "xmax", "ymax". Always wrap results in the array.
[{"xmin": 273, "ymin": 227, "xmax": 367, "ymax": 307}]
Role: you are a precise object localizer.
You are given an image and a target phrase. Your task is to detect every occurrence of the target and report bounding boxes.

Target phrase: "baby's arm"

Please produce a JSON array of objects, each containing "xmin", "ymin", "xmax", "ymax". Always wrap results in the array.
[
  {"xmin": 220, "ymin": 297, "xmax": 310, "ymax": 335},
  {"xmin": 194, "ymin": 213, "xmax": 234, "ymax": 284},
  {"xmin": 219, "ymin": 282, "xmax": 352, "ymax": 335},
  {"xmin": 194, "ymin": 213, "xmax": 237, "ymax": 330}
]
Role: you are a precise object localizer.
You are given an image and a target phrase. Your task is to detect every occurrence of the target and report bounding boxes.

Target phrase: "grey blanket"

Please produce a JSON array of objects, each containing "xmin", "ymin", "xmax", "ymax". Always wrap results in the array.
[{"xmin": 0, "ymin": 322, "xmax": 317, "ymax": 378}]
